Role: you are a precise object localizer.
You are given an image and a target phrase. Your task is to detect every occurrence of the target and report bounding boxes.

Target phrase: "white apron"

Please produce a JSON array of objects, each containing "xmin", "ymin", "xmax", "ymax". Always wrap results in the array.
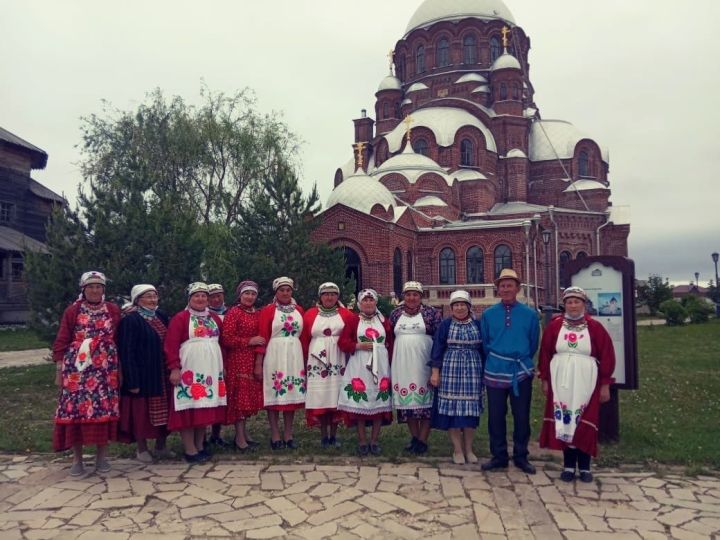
[
  {"xmin": 391, "ymin": 312, "xmax": 434, "ymax": 410},
  {"xmin": 263, "ymin": 306, "xmax": 306, "ymax": 408},
  {"xmin": 174, "ymin": 314, "xmax": 226, "ymax": 411},
  {"xmin": 305, "ymin": 312, "xmax": 345, "ymax": 410},
  {"xmin": 550, "ymin": 325, "xmax": 597, "ymax": 443},
  {"xmin": 337, "ymin": 315, "xmax": 392, "ymax": 415}
]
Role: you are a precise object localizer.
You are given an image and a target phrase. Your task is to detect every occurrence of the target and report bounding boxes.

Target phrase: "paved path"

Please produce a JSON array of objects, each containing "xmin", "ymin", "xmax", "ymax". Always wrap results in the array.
[
  {"xmin": 0, "ymin": 349, "xmax": 51, "ymax": 369},
  {"xmin": 0, "ymin": 455, "xmax": 718, "ymax": 539}
]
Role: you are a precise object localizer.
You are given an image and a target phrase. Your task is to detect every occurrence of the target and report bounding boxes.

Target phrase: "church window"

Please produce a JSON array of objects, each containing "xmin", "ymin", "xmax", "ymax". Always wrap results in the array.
[
  {"xmin": 499, "ymin": 83, "xmax": 508, "ymax": 100},
  {"xmin": 436, "ymin": 38, "xmax": 450, "ymax": 68},
  {"xmin": 396, "ymin": 57, "xmax": 404, "ymax": 80},
  {"xmin": 413, "ymin": 138, "xmax": 429, "ymax": 156},
  {"xmin": 466, "ymin": 246, "xmax": 485, "ymax": 283},
  {"xmin": 407, "ymin": 250, "xmax": 414, "ymax": 280},
  {"xmin": 494, "ymin": 244, "xmax": 512, "ymax": 279},
  {"xmin": 382, "ymin": 102, "xmax": 389, "ymax": 119},
  {"xmin": 460, "ymin": 139, "xmax": 474, "ymax": 166},
  {"xmin": 490, "ymin": 37, "xmax": 502, "ymax": 62},
  {"xmin": 340, "ymin": 247, "xmax": 362, "ymax": 295},
  {"xmin": 578, "ymin": 151, "xmax": 590, "ymax": 177},
  {"xmin": 0, "ymin": 202, "xmax": 14, "ymax": 224},
  {"xmin": 512, "ymin": 82, "xmax": 521, "ymax": 99},
  {"xmin": 559, "ymin": 250, "xmax": 572, "ymax": 288},
  {"xmin": 393, "ymin": 248, "xmax": 403, "ymax": 296},
  {"xmin": 416, "ymin": 46, "xmax": 425, "ymax": 74},
  {"xmin": 440, "ymin": 247, "xmax": 456, "ymax": 285},
  {"xmin": 463, "ymin": 35, "xmax": 477, "ymax": 64},
  {"xmin": 576, "ymin": 251, "xmax": 588, "ymax": 260}
]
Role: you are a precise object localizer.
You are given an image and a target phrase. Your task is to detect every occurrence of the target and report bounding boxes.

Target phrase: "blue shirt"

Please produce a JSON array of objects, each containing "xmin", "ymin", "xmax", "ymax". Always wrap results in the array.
[{"xmin": 480, "ymin": 301, "xmax": 540, "ymax": 395}]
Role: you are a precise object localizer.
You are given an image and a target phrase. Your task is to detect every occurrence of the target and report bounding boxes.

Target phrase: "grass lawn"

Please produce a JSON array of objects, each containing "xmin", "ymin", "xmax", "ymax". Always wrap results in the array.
[
  {"xmin": 0, "ymin": 327, "xmax": 51, "ymax": 352},
  {"xmin": 1, "ymin": 320, "xmax": 718, "ymax": 470}
]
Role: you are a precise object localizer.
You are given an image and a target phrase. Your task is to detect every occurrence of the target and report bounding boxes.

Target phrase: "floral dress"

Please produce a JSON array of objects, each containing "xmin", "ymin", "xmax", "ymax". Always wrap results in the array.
[
  {"xmin": 54, "ymin": 302, "xmax": 120, "ymax": 450},
  {"xmin": 262, "ymin": 305, "xmax": 306, "ymax": 410},
  {"xmin": 391, "ymin": 312, "xmax": 434, "ymax": 416},
  {"xmin": 337, "ymin": 314, "xmax": 392, "ymax": 423},
  {"xmin": 221, "ymin": 305, "xmax": 263, "ymax": 422}
]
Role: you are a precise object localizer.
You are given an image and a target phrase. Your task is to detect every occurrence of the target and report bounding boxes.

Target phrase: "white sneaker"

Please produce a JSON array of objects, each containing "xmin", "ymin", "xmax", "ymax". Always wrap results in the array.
[
  {"xmin": 96, "ymin": 459, "xmax": 111, "ymax": 473},
  {"xmin": 465, "ymin": 452, "xmax": 478, "ymax": 464},
  {"xmin": 69, "ymin": 462, "xmax": 85, "ymax": 477},
  {"xmin": 136, "ymin": 450, "xmax": 153, "ymax": 463},
  {"xmin": 453, "ymin": 453, "xmax": 466, "ymax": 465}
]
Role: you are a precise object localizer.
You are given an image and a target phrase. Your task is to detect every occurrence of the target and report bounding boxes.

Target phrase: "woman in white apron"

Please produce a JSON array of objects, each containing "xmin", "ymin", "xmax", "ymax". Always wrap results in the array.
[
  {"xmin": 255, "ymin": 277, "xmax": 306, "ymax": 450},
  {"xmin": 302, "ymin": 282, "xmax": 354, "ymax": 448},
  {"xmin": 165, "ymin": 282, "xmax": 227, "ymax": 464},
  {"xmin": 389, "ymin": 281, "xmax": 442, "ymax": 455},
  {"xmin": 538, "ymin": 286, "xmax": 616, "ymax": 482},
  {"xmin": 337, "ymin": 289, "xmax": 393, "ymax": 455}
]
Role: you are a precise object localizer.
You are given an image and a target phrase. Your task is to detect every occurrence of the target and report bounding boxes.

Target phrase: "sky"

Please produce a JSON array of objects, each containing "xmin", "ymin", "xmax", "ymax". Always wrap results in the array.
[{"xmin": 2, "ymin": 0, "xmax": 719, "ymax": 286}]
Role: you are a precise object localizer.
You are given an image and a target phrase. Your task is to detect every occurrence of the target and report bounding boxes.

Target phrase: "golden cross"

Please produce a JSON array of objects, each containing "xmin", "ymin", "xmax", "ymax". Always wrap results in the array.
[
  {"xmin": 387, "ymin": 49, "xmax": 394, "ymax": 73},
  {"xmin": 353, "ymin": 142, "xmax": 366, "ymax": 169},
  {"xmin": 501, "ymin": 26, "xmax": 511, "ymax": 48},
  {"xmin": 402, "ymin": 115, "xmax": 414, "ymax": 144}
]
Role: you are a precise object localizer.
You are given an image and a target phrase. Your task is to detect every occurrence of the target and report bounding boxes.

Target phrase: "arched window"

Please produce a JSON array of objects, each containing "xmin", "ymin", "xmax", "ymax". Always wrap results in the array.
[
  {"xmin": 463, "ymin": 35, "xmax": 476, "ymax": 64},
  {"xmin": 396, "ymin": 57, "xmax": 404, "ymax": 80},
  {"xmin": 439, "ymin": 247, "xmax": 456, "ymax": 285},
  {"xmin": 416, "ymin": 45, "xmax": 425, "ymax": 74},
  {"xmin": 576, "ymin": 251, "xmax": 588, "ymax": 260},
  {"xmin": 559, "ymin": 250, "xmax": 572, "ymax": 288},
  {"xmin": 578, "ymin": 151, "xmax": 590, "ymax": 177},
  {"xmin": 512, "ymin": 82, "xmax": 521, "ymax": 100},
  {"xmin": 460, "ymin": 139, "xmax": 474, "ymax": 166},
  {"xmin": 406, "ymin": 250, "xmax": 414, "ymax": 281},
  {"xmin": 413, "ymin": 138, "xmax": 429, "ymax": 156},
  {"xmin": 466, "ymin": 246, "xmax": 484, "ymax": 284},
  {"xmin": 490, "ymin": 37, "xmax": 502, "ymax": 62},
  {"xmin": 494, "ymin": 244, "xmax": 512, "ymax": 279},
  {"xmin": 436, "ymin": 38, "xmax": 450, "ymax": 68},
  {"xmin": 382, "ymin": 102, "xmax": 389, "ymax": 119},
  {"xmin": 341, "ymin": 247, "xmax": 362, "ymax": 295},
  {"xmin": 499, "ymin": 83, "xmax": 508, "ymax": 100},
  {"xmin": 393, "ymin": 248, "xmax": 403, "ymax": 296},
  {"xmin": 394, "ymin": 102, "xmax": 401, "ymax": 119}
]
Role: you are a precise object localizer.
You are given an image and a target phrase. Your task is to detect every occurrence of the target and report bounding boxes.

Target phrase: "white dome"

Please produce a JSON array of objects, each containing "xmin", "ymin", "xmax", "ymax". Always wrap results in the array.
[
  {"xmin": 326, "ymin": 171, "xmax": 396, "ymax": 216},
  {"xmin": 491, "ymin": 52, "xmax": 521, "ymax": 71},
  {"xmin": 406, "ymin": 0, "xmax": 516, "ymax": 35},
  {"xmin": 374, "ymin": 144, "xmax": 446, "ymax": 177},
  {"xmin": 505, "ymin": 148, "xmax": 527, "ymax": 158},
  {"xmin": 529, "ymin": 119, "xmax": 609, "ymax": 163},
  {"xmin": 453, "ymin": 169, "xmax": 488, "ymax": 182},
  {"xmin": 415, "ymin": 195, "xmax": 447, "ymax": 207},
  {"xmin": 471, "ymin": 84, "xmax": 490, "ymax": 94},
  {"xmin": 455, "ymin": 73, "xmax": 488, "ymax": 84},
  {"xmin": 378, "ymin": 75, "xmax": 402, "ymax": 92},
  {"xmin": 406, "ymin": 82, "xmax": 429, "ymax": 93}
]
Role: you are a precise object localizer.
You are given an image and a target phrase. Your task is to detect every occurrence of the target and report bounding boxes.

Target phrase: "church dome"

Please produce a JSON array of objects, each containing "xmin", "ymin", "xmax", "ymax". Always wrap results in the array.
[
  {"xmin": 406, "ymin": 0, "xmax": 516, "ymax": 35},
  {"xmin": 491, "ymin": 51, "xmax": 521, "ymax": 71},
  {"xmin": 326, "ymin": 170, "xmax": 396, "ymax": 216},
  {"xmin": 378, "ymin": 75, "xmax": 402, "ymax": 92}
]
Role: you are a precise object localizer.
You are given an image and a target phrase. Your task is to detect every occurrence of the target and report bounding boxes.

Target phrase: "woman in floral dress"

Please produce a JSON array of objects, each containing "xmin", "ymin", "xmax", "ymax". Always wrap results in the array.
[
  {"xmin": 337, "ymin": 289, "xmax": 393, "ymax": 455},
  {"xmin": 164, "ymin": 282, "xmax": 227, "ymax": 463},
  {"xmin": 53, "ymin": 271, "xmax": 121, "ymax": 476},
  {"xmin": 389, "ymin": 281, "xmax": 442, "ymax": 455},
  {"xmin": 430, "ymin": 290, "xmax": 484, "ymax": 464},
  {"xmin": 302, "ymin": 282, "xmax": 355, "ymax": 448},
  {"xmin": 221, "ymin": 280, "xmax": 265, "ymax": 451},
  {"xmin": 255, "ymin": 277, "xmax": 306, "ymax": 450},
  {"xmin": 538, "ymin": 286, "xmax": 615, "ymax": 482}
]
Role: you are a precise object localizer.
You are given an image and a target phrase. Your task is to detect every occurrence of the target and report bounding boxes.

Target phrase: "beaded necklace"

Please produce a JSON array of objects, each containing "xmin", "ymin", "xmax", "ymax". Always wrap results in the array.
[
  {"xmin": 317, "ymin": 304, "xmax": 339, "ymax": 318},
  {"xmin": 562, "ymin": 317, "xmax": 588, "ymax": 332},
  {"xmin": 275, "ymin": 301, "xmax": 295, "ymax": 314}
]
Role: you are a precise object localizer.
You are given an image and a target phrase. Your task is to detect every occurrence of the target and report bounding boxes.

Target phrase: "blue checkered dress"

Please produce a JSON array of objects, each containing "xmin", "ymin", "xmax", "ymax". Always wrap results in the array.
[{"xmin": 436, "ymin": 320, "xmax": 484, "ymax": 418}]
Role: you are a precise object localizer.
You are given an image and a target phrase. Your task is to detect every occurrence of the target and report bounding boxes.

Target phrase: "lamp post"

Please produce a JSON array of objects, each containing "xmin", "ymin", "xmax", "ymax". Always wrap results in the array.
[
  {"xmin": 712, "ymin": 252, "xmax": 719, "ymax": 290},
  {"xmin": 542, "ymin": 228, "xmax": 553, "ymax": 325},
  {"xmin": 712, "ymin": 253, "xmax": 719, "ymax": 314},
  {"xmin": 694, "ymin": 272, "xmax": 700, "ymax": 292}
]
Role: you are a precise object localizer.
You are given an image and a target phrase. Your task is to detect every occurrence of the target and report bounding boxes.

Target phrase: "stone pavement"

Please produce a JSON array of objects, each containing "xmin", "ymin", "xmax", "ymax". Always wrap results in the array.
[
  {"xmin": 1, "ymin": 455, "xmax": 718, "ymax": 539},
  {"xmin": 0, "ymin": 349, "xmax": 51, "ymax": 369}
]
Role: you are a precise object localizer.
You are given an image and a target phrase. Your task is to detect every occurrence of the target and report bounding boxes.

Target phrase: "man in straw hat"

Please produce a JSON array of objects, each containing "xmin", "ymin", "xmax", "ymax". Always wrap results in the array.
[{"xmin": 480, "ymin": 268, "xmax": 540, "ymax": 474}]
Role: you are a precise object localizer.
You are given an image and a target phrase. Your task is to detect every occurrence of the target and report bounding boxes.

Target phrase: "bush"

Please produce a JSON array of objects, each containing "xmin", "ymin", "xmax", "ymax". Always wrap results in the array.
[
  {"xmin": 659, "ymin": 299, "xmax": 687, "ymax": 326},
  {"xmin": 681, "ymin": 295, "xmax": 714, "ymax": 324}
]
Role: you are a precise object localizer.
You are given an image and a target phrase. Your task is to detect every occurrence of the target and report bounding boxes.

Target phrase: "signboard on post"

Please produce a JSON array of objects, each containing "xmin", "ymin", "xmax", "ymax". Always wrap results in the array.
[{"xmin": 566, "ymin": 256, "xmax": 638, "ymax": 441}]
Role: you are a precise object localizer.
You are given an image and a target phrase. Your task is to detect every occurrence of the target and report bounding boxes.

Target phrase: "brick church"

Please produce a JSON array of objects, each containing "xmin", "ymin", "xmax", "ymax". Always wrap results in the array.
[{"xmin": 312, "ymin": 0, "xmax": 630, "ymax": 311}]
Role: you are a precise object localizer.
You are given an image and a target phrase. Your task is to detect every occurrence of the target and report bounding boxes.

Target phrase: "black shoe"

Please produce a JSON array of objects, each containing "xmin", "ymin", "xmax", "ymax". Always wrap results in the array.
[
  {"xmin": 579, "ymin": 471, "xmax": 593, "ymax": 483},
  {"xmin": 246, "ymin": 439, "xmax": 260, "ymax": 449},
  {"xmin": 370, "ymin": 444, "xmax": 382, "ymax": 456},
  {"xmin": 209, "ymin": 436, "xmax": 231, "ymax": 449},
  {"xmin": 404, "ymin": 436, "xmax": 419, "ymax": 452},
  {"xmin": 284, "ymin": 439, "xmax": 298, "ymax": 450},
  {"xmin": 481, "ymin": 458, "xmax": 509, "ymax": 471},
  {"xmin": 321, "ymin": 436, "xmax": 330, "ymax": 449},
  {"xmin": 357, "ymin": 444, "xmax": 369, "ymax": 456},
  {"xmin": 513, "ymin": 459, "xmax": 536, "ymax": 475},
  {"xmin": 184, "ymin": 452, "xmax": 203, "ymax": 464},
  {"xmin": 198, "ymin": 448, "xmax": 212, "ymax": 461},
  {"xmin": 560, "ymin": 470, "xmax": 575, "ymax": 482},
  {"xmin": 413, "ymin": 441, "xmax": 428, "ymax": 455},
  {"xmin": 270, "ymin": 439, "xmax": 285, "ymax": 450}
]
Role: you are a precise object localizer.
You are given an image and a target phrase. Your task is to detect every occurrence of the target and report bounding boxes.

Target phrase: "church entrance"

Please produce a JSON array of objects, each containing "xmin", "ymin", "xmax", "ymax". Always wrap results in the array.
[{"xmin": 342, "ymin": 247, "xmax": 362, "ymax": 296}]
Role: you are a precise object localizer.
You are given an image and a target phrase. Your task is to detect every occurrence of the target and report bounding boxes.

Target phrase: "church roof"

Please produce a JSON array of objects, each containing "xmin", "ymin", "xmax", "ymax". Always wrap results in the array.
[
  {"xmin": 563, "ymin": 180, "xmax": 608, "ymax": 192},
  {"xmin": 529, "ymin": 119, "xmax": 609, "ymax": 163},
  {"xmin": 452, "ymin": 169, "xmax": 488, "ymax": 182},
  {"xmin": 455, "ymin": 73, "xmax": 488, "ymax": 84},
  {"xmin": 383, "ymin": 107, "xmax": 497, "ymax": 153},
  {"xmin": 0, "ymin": 126, "xmax": 48, "ymax": 169},
  {"xmin": 405, "ymin": 0, "xmax": 516, "ymax": 35},
  {"xmin": 471, "ymin": 85, "xmax": 490, "ymax": 94},
  {"xmin": 373, "ymin": 144, "xmax": 447, "ymax": 182},
  {"xmin": 415, "ymin": 195, "xmax": 447, "ymax": 207},
  {"xmin": 378, "ymin": 75, "xmax": 402, "ymax": 92},
  {"xmin": 406, "ymin": 82, "xmax": 429, "ymax": 93},
  {"xmin": 326, "ymin": 170, "xmax": 396, "ymax": 216},
  {"xmin": 491, "ymin": 51, "xmax": 521, "ymax": 71}
]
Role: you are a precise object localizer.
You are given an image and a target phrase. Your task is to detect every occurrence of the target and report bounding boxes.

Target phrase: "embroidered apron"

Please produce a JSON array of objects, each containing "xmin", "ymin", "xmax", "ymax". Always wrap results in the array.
[
  {"xmin": 263, "ymin": 306, "xmax": 306, "ymax": 407},
  {"xmin": 305, "ymin": 312, "xmax": 345, "ymax": 410},
  {"xmin": 391, "ymin": 312, "xmax": 433, "ymax": 410}
]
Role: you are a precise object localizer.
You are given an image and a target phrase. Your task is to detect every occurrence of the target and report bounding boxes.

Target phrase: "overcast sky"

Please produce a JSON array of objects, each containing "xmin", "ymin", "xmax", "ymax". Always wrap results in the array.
[{"xmin": 2, "ymin": 0, "xmax": 719, "ymax": 285}]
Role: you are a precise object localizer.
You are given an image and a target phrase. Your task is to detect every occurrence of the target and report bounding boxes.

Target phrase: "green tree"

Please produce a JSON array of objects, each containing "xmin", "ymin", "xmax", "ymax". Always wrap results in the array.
[
  {"xmin": 637, "ymin": 274, "xmax": 673, "ymax": 316},
  {"xmin": 659, "ymin": 299, "xmax": 687, "ymax": 326}
]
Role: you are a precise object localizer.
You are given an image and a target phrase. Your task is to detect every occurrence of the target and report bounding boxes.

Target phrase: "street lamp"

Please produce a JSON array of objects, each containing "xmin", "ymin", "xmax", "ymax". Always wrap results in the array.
[
  {"xmin": 712, "ymin": 252, "xmax": 719, "ymax": 289},
  {"xmin": 694, "ymin": 272, "xmax": 700, "ymax": 291},
  {"xmin": 542, "ymin": 228, "xmax": 553, "ymax": 324}
]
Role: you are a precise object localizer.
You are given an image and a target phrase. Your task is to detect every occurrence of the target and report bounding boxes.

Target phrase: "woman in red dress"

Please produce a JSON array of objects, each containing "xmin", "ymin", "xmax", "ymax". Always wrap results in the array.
[
  {"xmin": 221, "ymin": 280, "xmax": 266, "ymax": 451},
  {"xmin": 53, "ymin": 271, "xmax": 121, "ymax": 476},
  {"xmin": 164, "ymin": 282, "xmax": 227, "ymax": 463},
  {"xmin": 538, "ymin": 286, "xmax": 616, "ymax": 482}
]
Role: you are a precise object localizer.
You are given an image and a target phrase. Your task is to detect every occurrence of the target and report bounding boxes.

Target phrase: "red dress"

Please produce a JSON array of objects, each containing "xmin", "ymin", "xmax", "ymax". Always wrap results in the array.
[
  {"xmin": 538, "ymin": 315, "xmax": 616, "ymax": 457},
  {"xmin": 221, "ymin": 305, "xmax": 263, "ymax": 422},
  {"xmin": 52, "ymin": 301, "xmax": 121, "ymax": 451}
]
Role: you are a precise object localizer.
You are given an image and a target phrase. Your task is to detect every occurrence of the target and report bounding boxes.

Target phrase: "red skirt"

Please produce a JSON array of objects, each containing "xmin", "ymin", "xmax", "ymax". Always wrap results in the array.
[
  {"xmin": 168, "ymin": 401, "xmax": 225, "ymax": 431},
  {"xmin": 343, "ymin": 411, "xmax": 393, "ymax": 428},
  {"xmin": 305, "ymin": 407, "xmax": 343, "ymax": 428},
  {"xmin": 119, "ymin": 395, "xmax": 168, "ymax": 443},
  {"xmin": 53, "ymin": 421, "xmax": 118, "ymax": 452},
  {"xmin": 266, "ymin": 403, "xmax": 304, "ymax": 412}
]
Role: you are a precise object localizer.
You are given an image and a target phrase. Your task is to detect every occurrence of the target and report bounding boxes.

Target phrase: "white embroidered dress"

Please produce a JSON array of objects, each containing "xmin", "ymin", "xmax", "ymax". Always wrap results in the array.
[
  {"xmin": 263, "ymin": 306, "xmax": 306, "ymax": 408},
  {"xmin": 550, "ymin": 323, "xmax": 597, "ymax": 443},
  {"xmin": 305, "ymin": 312, "xmax": 345, "ymax": 412},
  {"xmin": 391, "ymin": 312, "xmax": 434, "ymax": 410}
]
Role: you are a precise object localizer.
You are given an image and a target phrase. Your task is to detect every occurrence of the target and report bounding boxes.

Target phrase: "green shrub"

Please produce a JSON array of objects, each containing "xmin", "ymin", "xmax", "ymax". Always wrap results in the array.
[
  {"xmin": 659, "ymin": 299, "xmax": 687, "ymax": 326},
  {"xmin": 681, "ymin": 295, "xmax": 714, "ymax": 324}
]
